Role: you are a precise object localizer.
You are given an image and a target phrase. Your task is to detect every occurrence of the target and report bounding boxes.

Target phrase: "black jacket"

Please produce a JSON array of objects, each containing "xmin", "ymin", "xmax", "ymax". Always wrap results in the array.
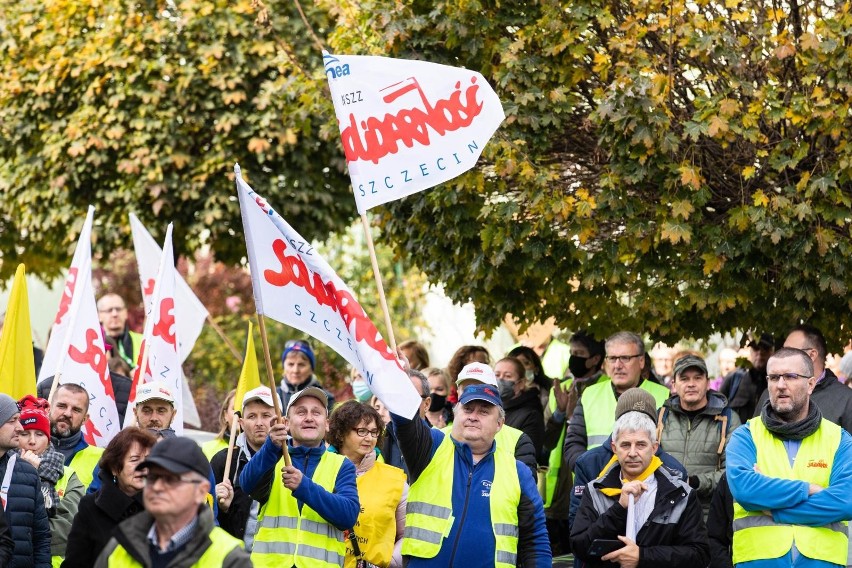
[
  {"xmin": 210, "ymin": 436, "xmax": 255, "ymax": 541},
  {"xmin": 570, "ymin": 462, "xmax": 709, "ymax": 568},
  {"xmin": 37, "ymin": 372, "xmax": 132, "ymax": 426},
  {"xmin": 753, "ymin": 368, "xmax": 852, "ymax": 433},
  {"xmin": 719, "ymin": 367, "xmax": 766, "ymax": 424},
  {"xmin": 0, "ymin": 452, "xmax": 51, "ymax": 568},
  {"xmin": 706, "ymin": 473, "xmax": 733, "ymax": 568},
  {"xmin": 504, "ymin": 389, "xmax": 546, "ymax": 461},
  {"xmin": 61, "ymin": 469, "xmax": 145, "ymax": 568},
  {"xmin": 0, "ymin": 498, "xmax": 14, "ymax": 566}
]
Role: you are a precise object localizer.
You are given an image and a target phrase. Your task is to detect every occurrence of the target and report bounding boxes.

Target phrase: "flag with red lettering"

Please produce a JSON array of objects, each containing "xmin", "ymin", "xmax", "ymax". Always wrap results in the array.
[
  {"xmin": 125, "ymin": 224, "xmax": 185, "ymax": 434},
  {"xmin": 323, "ymin": 52, "xmax": 505, "ymax": 214},
  {"xmin": 39, "ymin": 207, "xmax": 121, "ymax": 446},
  {"xmin": 235, "ymin": 166, "xmax": 421, "ymax": 418}
]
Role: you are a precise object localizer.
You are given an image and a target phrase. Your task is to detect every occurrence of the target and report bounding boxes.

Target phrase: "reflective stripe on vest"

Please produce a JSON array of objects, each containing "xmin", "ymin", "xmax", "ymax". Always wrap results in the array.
[
  {"xmin": 732, "ymin": 417, "xmax": 847, "ymax": 565},
  {"xmin": 402, "ymin": 434, "xmax": 521, "ymax": 567},
  {"xmin": 107, "ymin": 526, "xmax": 243, "ymax": 567},
  {"xmin": 70, "ymin": 445, "xmax": 104, "ymax": 490},
  {"xmin": 345, "ymin": 461, "xmax": 406, "ymax": 568},
  {"xmin": 251, "ymin": 451, "xmax": 346, "ymax": 568},
  {"xmin": 544, "ymin": 379, "xmax": 573, "ymax": 508},
  {"xmin": 582, "ymin": 379, "xmax": 671, "ymax": 450}
]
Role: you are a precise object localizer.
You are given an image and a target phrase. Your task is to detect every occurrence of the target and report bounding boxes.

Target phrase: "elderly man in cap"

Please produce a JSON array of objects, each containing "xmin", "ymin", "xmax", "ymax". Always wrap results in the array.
[
  {"xmin": 133, "ymin": 381, "xmax": 178, "ymax": 438},
  {"xmin": 240, "ymin": 386, "xmax": 359, "ymax": 567},
  {"xmin": 391, "ymin": 382, "xmax": 551, "ymax": 567},
  {"xmin": 570, "ymin": 389, "xmax": 709, "ymax": 568},
  {"xmin": 95, "ymin": 436, "xmax": 250, "ymax": 567},
  {"xmin": 658, "ymin": 354, "xmax": 740, "ymax": 518},
  {"xmin": 452, "ymin": 361, "xmax": 538, "ymax": 478},
  {"xmin": 727, "ymin": 347, "xmax": 852, "ymax": 568},
  {"xmin": 212, "ymin": 385, "xmax": 281, "ymax": 550}
]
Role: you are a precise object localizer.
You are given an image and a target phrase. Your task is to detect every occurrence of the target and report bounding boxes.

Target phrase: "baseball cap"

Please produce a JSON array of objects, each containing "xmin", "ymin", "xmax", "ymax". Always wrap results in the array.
[
  {"xmin": 742, "ymin": 332, "xmax": 773, "ymax": 350},
  {"xmin": 458, "ymin": 383, "xmax": 503, "ymax": 407},
  {"xmin": 241, "ymin": 386, "xmax": 282, "ymax": 412},
  {"xmin": 456, "ymin": 362, "xmax": 498, "ymax": 387},
  {"xmin": 286, "ymin": 386, "xmax": 328, "ymax": 414},
  {"xmin": 673, "ymin": 354, "xmax": 708, "ymax": 379},
  {"xmin": 135, "ymin": 381, "xmax": 175, "ymax": 405},
  {"xmin": 615, "ymin": 388, "xmax": 658, "ymax": 424},
  {"xmin": 137, "ymin": 436, "xmax": 209, "ymax": 478}
]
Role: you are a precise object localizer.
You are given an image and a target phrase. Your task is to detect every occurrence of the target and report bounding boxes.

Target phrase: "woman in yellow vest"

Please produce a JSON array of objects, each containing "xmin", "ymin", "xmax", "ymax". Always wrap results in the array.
[{"xmin": 328, "ymin": 400, "xmax": 407, "ymax": 568}]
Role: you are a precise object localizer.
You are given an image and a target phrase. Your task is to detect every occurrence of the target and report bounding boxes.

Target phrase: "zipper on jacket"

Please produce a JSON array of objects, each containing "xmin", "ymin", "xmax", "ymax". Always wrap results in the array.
[{"xmin": 448, "ymin": 467, "xmax": 475, "ymax": 565}]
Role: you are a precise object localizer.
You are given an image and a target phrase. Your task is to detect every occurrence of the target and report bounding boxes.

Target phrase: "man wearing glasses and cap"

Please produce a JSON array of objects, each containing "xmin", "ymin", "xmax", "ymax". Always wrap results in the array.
[
  {"xmin": 95, "ymin": 437, "xmax": 251, "ymax": 567},
  {"xmin": 727, "ymin": 347, "xmax": 852, "ymax": 568},
  {"xmin": 240, "ymin": 386, "xmax": 359, "ymax": 567}
]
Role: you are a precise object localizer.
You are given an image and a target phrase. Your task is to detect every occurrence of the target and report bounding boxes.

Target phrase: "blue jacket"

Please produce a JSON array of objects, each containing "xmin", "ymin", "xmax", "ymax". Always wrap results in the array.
[
  {"xmin": 568, "ymin": 434, "xmax": 688, "ymax": 539},
  {"xmin": 0, "ymin": 452, "xmax": 51, "ymax": 567},
  {"xmin": 391, "ymin": 412, "xmax": 551, "ymax": 567},
  {"xmin": 240, "ymin": 437, "xmax": 359, "ymax": 530},
  {"xmin": 727, "ymin": 420, "xmax": 852, "ymax": 568}
]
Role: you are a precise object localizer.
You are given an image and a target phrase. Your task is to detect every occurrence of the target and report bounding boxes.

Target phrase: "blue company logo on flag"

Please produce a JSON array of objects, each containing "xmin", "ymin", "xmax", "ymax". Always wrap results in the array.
[{"xmin": 323, "ymin": 53, "xmax": 351, "ymax": 80}]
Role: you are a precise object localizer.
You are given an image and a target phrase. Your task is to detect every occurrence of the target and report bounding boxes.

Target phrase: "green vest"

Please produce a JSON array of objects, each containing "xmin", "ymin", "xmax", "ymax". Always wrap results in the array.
[
  {"xmin": 107, "ymin": 526, "xmax": 242, "ymax": 567},
  {"xmin": 582, "ymin": 379, "xmax": 670, "ymax": 449},
  {"xmin": 543, "ymin": 379, "xmax": 573, "ymax": 508},
  {"xmin": 70, "ymin": 445, "xmax": 104, "ymax": 490},
  {"xmin": 402, "ymin": 434, "xmax": 521, "ymax": 567},
  {"xmin": 732, "ymin": 418, "xmax": 847, "ymax": 565},
  {"xmin": 251, "ymin": 451, "xmax": 347, "ymax": 568}
]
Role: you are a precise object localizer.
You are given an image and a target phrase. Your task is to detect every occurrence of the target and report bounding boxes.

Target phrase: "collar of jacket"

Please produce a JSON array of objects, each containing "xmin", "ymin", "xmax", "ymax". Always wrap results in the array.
[
  {"xmin": 95, "ymin": 468, "xmax": 145, "ymax": 521},
  {"xmin": 449, "ymin": 433, "xmax": 497, "ymax": 466},
  {"xmin": 593, "ymin": 459, "xmax": 685, "ymax": 500},
  {"xmin": 664, "ymin": 390, "xmax": 729, "ymax": 416},
  {"xmin": 113, "ymin": 504, "xmax": 216, "ymax": 566},
  {"xmin": 813, "ymin": 368, "xmax": 838, "ymax": 392}
]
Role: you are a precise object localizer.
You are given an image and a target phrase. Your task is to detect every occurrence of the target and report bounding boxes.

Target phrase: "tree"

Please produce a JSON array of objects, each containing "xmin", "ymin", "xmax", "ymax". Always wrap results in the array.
[
  {"xmin": 324, "ymin": 0, "xmax": 852, "ymax": 348},
  {"xmin": 0, "ymin": 0, "xmax": 351, "ymax": 280}
]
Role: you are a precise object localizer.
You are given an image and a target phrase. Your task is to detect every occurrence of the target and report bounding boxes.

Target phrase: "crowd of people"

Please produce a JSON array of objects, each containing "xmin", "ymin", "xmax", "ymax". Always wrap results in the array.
[{"xmin": 1, "ymin": 288, "xmax": 852, "ymax": 568}]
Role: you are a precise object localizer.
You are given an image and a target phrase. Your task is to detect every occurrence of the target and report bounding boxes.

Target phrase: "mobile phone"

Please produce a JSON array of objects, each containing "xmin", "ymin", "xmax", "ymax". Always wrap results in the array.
[{"xmin": 587, "ymin": 538, "xmax": 626, "ymax": 557}]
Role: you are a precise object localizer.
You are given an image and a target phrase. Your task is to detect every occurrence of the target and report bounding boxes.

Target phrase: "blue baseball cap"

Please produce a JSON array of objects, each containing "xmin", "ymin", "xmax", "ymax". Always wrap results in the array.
[
  {"xmin": 458, "ymin": 383, "xmax": 503, "ymax": 408},
  {"xmin": 282, "ymin": 339, "xmax": 315, "ymax": 370}
]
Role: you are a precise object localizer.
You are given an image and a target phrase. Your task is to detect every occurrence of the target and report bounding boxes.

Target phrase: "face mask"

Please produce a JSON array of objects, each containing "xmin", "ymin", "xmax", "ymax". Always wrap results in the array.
[
  {"xmin": 428, "ymin": 393, "xmax": 447, "ymax": 413},
  {"xmin": 352, "ymin": 380, "xmax": 372, "ymax": 402},
  {"xmin": 497, "ymin": 379, "xmax": 515, "ymax": 400},
  {"xmin": 525, "ymin": 370, "xmax": 536, "ymax": 383},
  {"xmin": 569, "ymin": 355, "xmax": 590, "ymax": 379}
]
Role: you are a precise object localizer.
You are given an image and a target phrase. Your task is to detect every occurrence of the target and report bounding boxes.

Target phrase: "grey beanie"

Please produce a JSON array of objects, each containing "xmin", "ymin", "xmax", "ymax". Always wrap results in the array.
[{"xmin": 0, "ymin": 394, "xmax": 19, "ymax": 426}]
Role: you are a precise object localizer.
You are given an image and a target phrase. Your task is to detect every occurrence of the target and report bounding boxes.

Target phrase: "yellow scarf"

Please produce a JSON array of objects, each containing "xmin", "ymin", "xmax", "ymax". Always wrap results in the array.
[{"xmin": 598, "ymin": 455, "xmax": 662, "ymax": 497}]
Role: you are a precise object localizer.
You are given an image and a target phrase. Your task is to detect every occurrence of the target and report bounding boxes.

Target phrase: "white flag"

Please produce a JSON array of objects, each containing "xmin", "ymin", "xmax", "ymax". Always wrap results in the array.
[
  {"xmin": 235, "ymin": 166, "xmax": 421, "ymax": 418},
  {"xmin": 129, "ymin": 213, "xmax": 208, "ymax": 363},
  {"xmin": 125, "ymin": 224, "xmax": 185, "ymax": 434},
  {"xmin": 39, "ymin": 207, "xmax": 121, "ymax": 446},
  {"xmin": 324, "ymin": 52, "xmax": 505, "ymax": 213}
]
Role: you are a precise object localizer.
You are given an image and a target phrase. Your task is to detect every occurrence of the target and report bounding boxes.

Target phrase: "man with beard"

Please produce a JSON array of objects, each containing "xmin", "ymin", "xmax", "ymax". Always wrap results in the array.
[
  {"xmin": 727, "ymin": 347, "xmax": 852, "ymax": 568},
  {"xmin": 211, "ymin": 386, "xmax": 281, "ymax": 551},
  {"xmin": 49, "ymin": 383, "xmax": 103, "ymax": 489},
  {"xmin": 132, "ymin": 381, "xmax": 178, "ymax": 438}
]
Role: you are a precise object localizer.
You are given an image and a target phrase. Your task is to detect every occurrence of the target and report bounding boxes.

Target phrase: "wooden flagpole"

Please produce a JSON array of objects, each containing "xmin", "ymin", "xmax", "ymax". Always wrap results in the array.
[
  {"xmin": 359, "ymin": 214, "xmax": 398, "ymax": 354},
  {"xmin": 223, "ymin": 416, "xmax": 242, "ymax": 486},
  {"xmin": 256, "ymin": 314, "xmax": 291, "ymax": 466}
]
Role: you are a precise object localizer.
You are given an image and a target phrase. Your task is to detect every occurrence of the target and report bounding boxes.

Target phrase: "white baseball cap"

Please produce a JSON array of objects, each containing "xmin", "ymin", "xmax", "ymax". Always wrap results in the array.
[
  {"xmin": 286, "ymin": 387, "xmax": 329, "ymax": 414},
  {"xmin": 135, "ymin": 381, "xmax": 175, "ymax": 405},
  {"xmin": 456, "ymin": 362, "xmax": 498, "ymax": 387},
  {"xmin": 241, "ymin": 386, "xmax": 282, "ymax": 412}
]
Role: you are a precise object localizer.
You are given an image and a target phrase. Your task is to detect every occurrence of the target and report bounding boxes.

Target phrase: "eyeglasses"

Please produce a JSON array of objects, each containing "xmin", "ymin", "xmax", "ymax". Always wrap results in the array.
[
  {"xmin": 354, "ymin": 428, "xmax": 380, "ymax": 439},
  {"xmin": 604, "ymin": 354, "xmax": 643, "ymax": 364},
  {"xmin": 143, "ymin": 472, "xmax": 204, "ymax": 488},
  {"xmin": 767, "ymin": 373, "xmax": 812, "ymax": 383}
]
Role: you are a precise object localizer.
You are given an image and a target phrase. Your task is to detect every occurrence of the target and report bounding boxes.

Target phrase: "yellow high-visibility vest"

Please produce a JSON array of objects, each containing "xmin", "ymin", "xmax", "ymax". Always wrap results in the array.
[
  {"xmin": 69, "ymin": 445, "xmax": 104, "ymax": 490},
  {"xmin": 733, "ymin": 417, "xmax": 847, "ymax": 565},
  {"xmin": 346, "ymin": 461, "xmax": 406, "ymax": 568},
  {"xmin": 106, "ymin": 526, "xmax": 242, "ymax": 566},
  {"xmin": 582, "ymin": 379, "xmax": 670, "ymax": 449}
]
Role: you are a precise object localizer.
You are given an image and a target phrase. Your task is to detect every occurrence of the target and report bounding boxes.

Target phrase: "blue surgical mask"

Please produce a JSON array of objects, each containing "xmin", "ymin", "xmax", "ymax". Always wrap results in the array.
[{"xmin": 352, "ymin": 380, "xmax": 372, "ymax": 402}]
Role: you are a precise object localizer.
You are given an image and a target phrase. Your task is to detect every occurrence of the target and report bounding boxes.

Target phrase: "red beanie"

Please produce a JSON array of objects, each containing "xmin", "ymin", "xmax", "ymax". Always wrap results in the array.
[{"xmin": 17, "ymin": 395, "xmax": 50, "ymax": 441}]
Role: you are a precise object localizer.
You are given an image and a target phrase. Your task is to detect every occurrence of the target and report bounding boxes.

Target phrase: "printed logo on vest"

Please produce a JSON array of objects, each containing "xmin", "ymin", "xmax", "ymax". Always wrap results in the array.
[{"xmin": 807, "ymin": 459, "xmax": 828, "ymax": 469}]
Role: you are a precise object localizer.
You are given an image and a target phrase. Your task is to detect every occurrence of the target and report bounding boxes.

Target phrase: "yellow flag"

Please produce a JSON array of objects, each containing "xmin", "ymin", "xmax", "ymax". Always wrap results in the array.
[
  {"xmin": 233, "ymin": 321, "xmax": 262, "ymax": 411},
  {"xmin": 0, "ymin": 265, "xmax": 36, "ymax": 399}
]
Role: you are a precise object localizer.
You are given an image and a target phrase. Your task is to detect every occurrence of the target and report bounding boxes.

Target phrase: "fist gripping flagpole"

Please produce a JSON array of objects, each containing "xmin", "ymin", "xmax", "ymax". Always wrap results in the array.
[{"xmin": 323, "ymin": 51, "xmax": 505, "ymax": 356}]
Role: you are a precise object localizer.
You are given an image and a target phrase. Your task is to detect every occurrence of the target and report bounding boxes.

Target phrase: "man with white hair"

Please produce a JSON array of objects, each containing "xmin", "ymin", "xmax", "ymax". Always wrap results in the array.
[{"xmin": 571, "ymin": 393, "xmax": 709, "ymax": 567}]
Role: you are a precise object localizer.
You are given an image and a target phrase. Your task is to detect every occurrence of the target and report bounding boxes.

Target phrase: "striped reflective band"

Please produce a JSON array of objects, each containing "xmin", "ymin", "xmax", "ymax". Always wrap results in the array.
[
  {"xmin": 259, "ymin": 515, "xmax": 298, "ymax": 530},
  {"xmin": 259, "ymin": 515, "xmax": 341, "ymax": 539},
  {"xmin": 734, "ymin": 515, "xmax": 847, "ymax": 535},
  {"xmin": 252, "ymin": 541, "xmax": 345, "ymax": 564},
  {"xmin": 494, "ymin": 523, "xmax": 519, "ymax": 538},
  {"xmin": 405, "ymin": 526, "xmax": 444, "ymax": 545},
  {"xmin": 497, "ymin": 550, "xmax": 518, "ymax": 564},
  {"xmin": 407, "ymin": 501, "xmax": 452, "ymax": 519},
  {"xmin": 588, "ymin": 435, "xmax": 609, "ymax": 446}
]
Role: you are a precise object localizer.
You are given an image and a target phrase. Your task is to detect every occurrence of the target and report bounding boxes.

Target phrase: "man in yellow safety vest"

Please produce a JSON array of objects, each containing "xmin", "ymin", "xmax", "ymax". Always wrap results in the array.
[
  {"xmin": 727, "ymin": 347, "xmax": 852, "ymax": 568},
  {"xmin": 47, "ymin": 383, "xmax": 103, "ymax": 490}
]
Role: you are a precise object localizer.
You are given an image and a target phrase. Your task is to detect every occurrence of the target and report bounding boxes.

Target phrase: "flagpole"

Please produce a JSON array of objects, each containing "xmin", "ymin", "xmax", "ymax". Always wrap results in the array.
[
  {"xmin": 206, "ymin": 315, "xmax": 244, "ymax": 363},
  {"xmin": 223, "ymin": 416, "xmax": 242, "ymax": 486},
  {"xmin": 359, "ymin": 214, "xmax": 398, "ymax": 354},
  {"xmin": 256, "ymin": 314, "xmax": 291, "ymax": 467}
]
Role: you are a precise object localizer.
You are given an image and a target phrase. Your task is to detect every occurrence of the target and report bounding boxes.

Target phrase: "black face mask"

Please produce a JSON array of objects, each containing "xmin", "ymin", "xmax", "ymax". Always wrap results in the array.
[
  {"xmin": 569, "ymin": 355, "xmax": 590, "ymax": 379},
  {"xmin": 428, "ymin": 393, "xmax": 447, "ymax": 413}
]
